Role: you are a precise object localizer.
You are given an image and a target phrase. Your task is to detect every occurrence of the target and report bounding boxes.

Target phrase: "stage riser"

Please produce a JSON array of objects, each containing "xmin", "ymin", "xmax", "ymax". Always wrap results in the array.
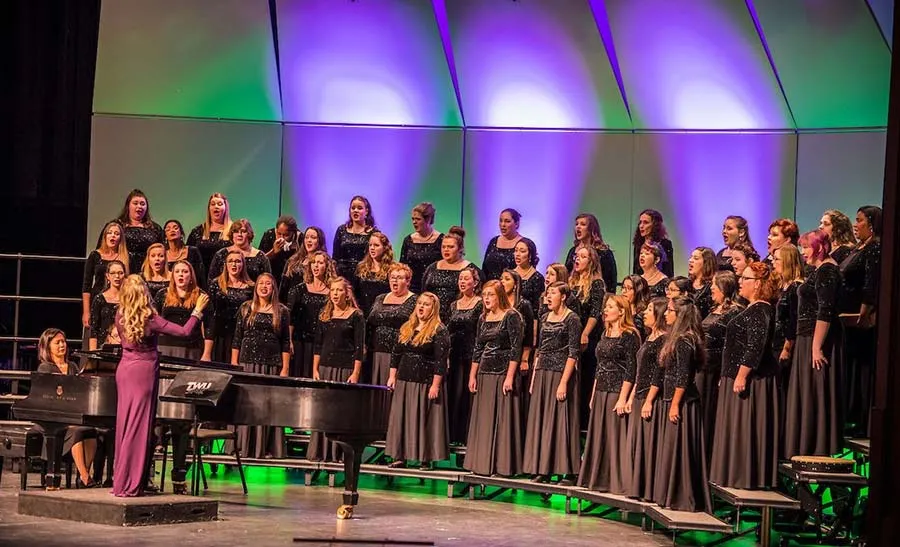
[{"xmin": 18, "ymin": 490, "xmax": 218, "ymax": 526}]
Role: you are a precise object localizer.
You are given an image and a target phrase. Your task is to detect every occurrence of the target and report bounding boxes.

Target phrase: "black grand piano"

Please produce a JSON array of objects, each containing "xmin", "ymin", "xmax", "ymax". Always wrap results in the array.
[{"xmin": 12, "ymin": 350, "xmax": 391, "ymax": 519}]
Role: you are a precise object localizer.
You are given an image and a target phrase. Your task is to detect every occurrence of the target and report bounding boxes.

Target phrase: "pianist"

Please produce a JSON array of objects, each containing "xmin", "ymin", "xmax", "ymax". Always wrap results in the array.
[
  {"xmin": 34, "ymin": 328, "xmax": 99, "ymax": 488},
  {"xmin": 112, "ymin": 274, "xmax": 209, "ymax": 497}
]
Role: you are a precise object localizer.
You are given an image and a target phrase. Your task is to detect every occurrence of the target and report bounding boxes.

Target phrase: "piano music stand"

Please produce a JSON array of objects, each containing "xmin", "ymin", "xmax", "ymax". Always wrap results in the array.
[{"xmin": 159, "ymin": 371, "xmax": 233, "ymax": 496}]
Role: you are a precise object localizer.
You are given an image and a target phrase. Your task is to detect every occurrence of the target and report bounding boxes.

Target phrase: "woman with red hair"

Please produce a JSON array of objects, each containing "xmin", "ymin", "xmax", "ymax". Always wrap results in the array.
[{"xmin": 765, "ymin": 218, "xmax": 799, "ymax": 265}]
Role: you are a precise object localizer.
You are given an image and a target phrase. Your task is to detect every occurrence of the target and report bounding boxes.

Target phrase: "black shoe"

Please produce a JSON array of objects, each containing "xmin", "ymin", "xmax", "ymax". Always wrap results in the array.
[
  {"xmin": 557, "ymin": 477, "xmax": 575, "ymax": 487},
  {"xmin": 388, "ymin": 460, "xmax": 406, "ymax": 469},
  {"xmin": 172, "ymin": 481, "xmax": 188, "ymax": 495},
  {"xmin": 76, "ymin": 477, "xmax": 96, "ymax": 489},
  {"xmin": 419, "ymin": 462, "xmax": 432, "ymax": 471},
  {"xmin": 532, "ymin": 475, "xmax": 548, "ymax": 483}
]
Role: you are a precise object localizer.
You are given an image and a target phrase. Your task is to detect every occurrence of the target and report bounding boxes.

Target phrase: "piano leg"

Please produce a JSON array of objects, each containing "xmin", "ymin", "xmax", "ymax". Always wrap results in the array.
[
  {"xmin": 43, "ymin": 426, "xmax": 65, "ymax": 491},
  {"xmin": 331, "ymin": 436, "xmax": 378, "ymax": 520}
]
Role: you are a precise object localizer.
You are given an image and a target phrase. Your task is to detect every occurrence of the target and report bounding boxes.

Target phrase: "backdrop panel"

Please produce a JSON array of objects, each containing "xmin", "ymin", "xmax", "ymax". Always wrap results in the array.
[
  {"xmin": 93, "ymin": 0, "xmax": 281, "ymax": 121},
  {"xmin": 795, "ymin": 131, "xmax": 887, "ymax": 233},
  {"xmin": 751, "ymin": 0, "xmax": 890, "ymax": 128},
  {"xmin": 444, "ymin": 0, "xmax": 630, "ymax": 129},
  {"xmin": 631, "ymin": 132, "xmax": 797, "ymax": 274},
  {"xmin": 280, "ymin": 125, "xmax": 464, "ymax": 248},
  {"xmin": 603, "ymin": 0, "xmax": 792, "ymax": 130},
  {"xmin": 866, "ymin": 0, "xmax": 895, "ymax": 46},
  {"xmin": 88, "ymin": 116, "xmax": 283, "ymax": 252},
  {"xmin": 277, "ymin": 0, "xmax": 461, "ymax": 126},
  {"xmin": 462, "ymin": 130, "xmax": 635, "ymax": 275}
]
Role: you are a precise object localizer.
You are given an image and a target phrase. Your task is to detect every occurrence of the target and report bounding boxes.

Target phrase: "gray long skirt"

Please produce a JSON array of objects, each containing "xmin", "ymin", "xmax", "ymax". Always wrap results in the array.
[
  {"xmin": 236, "ymin": 361, "xmax": 284, "ymax": 459},
  {"xmin": 695, "ymin": 367, "xmax": 720, "ymax": 464},
  {"xmin": 158, "ymin": 344, "xmax": 201, "ymax": 361},
  {"xmin": 784, "ymin": 334, "xmax": 843, "ymax": 458},
  {"xmin": 372, "ymin": 352, "xmax": 392, "ymax": 386},
  {"xmin": 652, "ymin": 398, "xmax": 711, "ymax": 512},
  {"xmin": 710, "ymin": 375, "xmax": 780, "ymax": 489},
  {"xmin": 292, "ymin": 339, "xmax": 314, "ymax": 378},
  {"xmin": 464, "ymin": 373, "xmax": 523, "ymax": 476},
  {"xmin": 307, "ymin": 365, "xmax": 349, "ymax": 461},
  {"xmin": 625, "ymin": 397, "xmax": 666, "ymax": 500},
  {"xmin": 522, "ymin": 369, "xmax": 580, "ymax": 476},
  {"xmin": 385, "ymin": 380, "xmax": 448, "ymax": 462},
  {"xmin": 577, "ymin": 390, "xmax": 629, "ymax": 493}
]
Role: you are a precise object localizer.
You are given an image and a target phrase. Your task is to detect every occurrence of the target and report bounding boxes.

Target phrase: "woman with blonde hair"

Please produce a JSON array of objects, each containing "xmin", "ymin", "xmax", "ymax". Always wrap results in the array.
[
  {"xmin": 569, "ymin": 244, "xmax": 607, "ymax": 427},
  {"xmin": 82, "ymin": 220, "xmax": 129, "ymax": 330},
  {"xmin": 355, "ymin": 231, "xmax": 394, "ymax": 317},
  {"xmin": 155, "ymin": 260, "xmax": 209, "ymax": 361},
  {"xmin": 140, "ymin": 242, "xmax": 169, "ymax": 296},
  {"xmin": 386, "ymin": 292, "xmax": 451, "ymax": 469},
  {"xmin": 112, "ymin": 275, "xmax": 208, "ymax": 497},
  {"xmin": 287, "ymin": 250, "xmax": 334, "ymax": 378},
  {"xmin": 188, "ymin": 192, "xmax": 233, "ymax": 273}
]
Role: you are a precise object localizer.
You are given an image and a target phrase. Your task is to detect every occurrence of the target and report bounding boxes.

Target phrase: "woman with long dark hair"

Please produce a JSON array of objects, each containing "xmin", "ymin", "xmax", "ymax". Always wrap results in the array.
[
  {"xmin": 710, "ymin": 262, "xmax": 780, "ymax": 489},
  {"xmin": 513, "ymin": 237, "xmax": 545, "ymax": 314},
  {"xmin": 206, "ymin": 250, "xmax": 254, "ymax": 362},
  {"xmin": 82, "ymin": 220, "xmax": 129, "ymax": 333},
  {"xmin": 717, "ymin": 215, "xmax": 758, "ymax": 272},
  {"xmin": 163, "ymin": 219, "xmax": 206, "ymax": 290},
  {"xmin": 566, "ymin": 213, "xmax": 617, "ymax": 291},
  {"xmin": 89, "ymin": 260, "xmax": 126, "ymax": 350},
  {"xmin": 820, "ymin": 209, "xmax": 856, "ymax": 263},
  {"xmin": 652, "ymin": 296, "xmax": 710, "ymax": 512},
  {"xmin": 687, "ymin": 247, "xmax": 716, "ymax": 318},
  {"xmin": 632, "ymin": 209, "xmax": 674, "ymax": 278},
  {"xmin": 386, "ymin": 292, "xmax": 451, "ymax": 469},
  {"xmin": 333, "ymin": 196, "xmax": 377, "ymax": 285},
  {"xmin": 400, "ymin": 202, "xmax": 444, "ymax": 294},
  {"xmin": 116, "ymin": 189, "xmax": 165, "ymax": 273},
  {"xmin": 638, "ymin": 242, "xmax": 669, "ymax": 298},
  {"xmin": 622, "ymin": 274, "xmax": 650, "ymax": 339}
]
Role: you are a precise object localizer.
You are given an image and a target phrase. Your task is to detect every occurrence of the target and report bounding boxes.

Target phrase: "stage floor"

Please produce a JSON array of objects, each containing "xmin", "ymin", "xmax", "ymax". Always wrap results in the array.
[{"xmin": 0, "ymin": 468, "xmax": 763, "ymax": 547}]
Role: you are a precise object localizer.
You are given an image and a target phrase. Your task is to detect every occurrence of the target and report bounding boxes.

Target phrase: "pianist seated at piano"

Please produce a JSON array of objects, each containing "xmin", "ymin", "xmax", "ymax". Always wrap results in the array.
[
  {"xmin": 231, "ymin": 272, "xmax": 291, "ymax": 459},
  {"xmin": 154, "ymin": 259, "xmax": 212, "ymax": 361},
  {"xmin": 308, "ymin": 276, "xmax": 366, "ymax": 462},
  {"xmin": 34, "ymin": 328, "xmax": 99, "ymax": 488},
  {"xmin": 88, "ymin": 259, "xmax": 126, "ymax": 350}
]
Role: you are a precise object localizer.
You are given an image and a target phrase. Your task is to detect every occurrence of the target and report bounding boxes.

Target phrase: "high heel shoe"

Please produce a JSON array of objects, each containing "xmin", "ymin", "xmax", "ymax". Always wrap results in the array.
[
  {"xmin": 172, "ymin": 481, "xmax": 188, "ymax": 495},
  {"xmin": 76, "ymin": 477, "xmax": 96, "ymax": 489}
]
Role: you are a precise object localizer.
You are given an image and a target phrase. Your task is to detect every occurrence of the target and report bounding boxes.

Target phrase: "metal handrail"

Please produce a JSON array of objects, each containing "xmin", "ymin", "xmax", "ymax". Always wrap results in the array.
[{"xmin": 0, "ymin": 252, "xmax": 86, "ymax": 368}]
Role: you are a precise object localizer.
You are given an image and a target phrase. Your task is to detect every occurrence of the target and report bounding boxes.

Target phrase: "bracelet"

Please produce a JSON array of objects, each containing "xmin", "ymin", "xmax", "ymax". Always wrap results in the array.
[{"xmin": 191, "ymin": 311, "xmax": 203, "ymax": 319}]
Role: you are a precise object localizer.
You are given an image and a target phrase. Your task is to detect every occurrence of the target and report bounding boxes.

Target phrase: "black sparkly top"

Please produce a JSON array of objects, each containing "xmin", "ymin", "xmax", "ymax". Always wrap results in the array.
[
  {"xmin": 657, "ymin": 338, "xmax": 701, "ymax": 402},
  {"xmin": 840, "ymin": 242, "xmax": 880, "ymax": 312},
  {"xmin": 647, "ymin": 277, "xmax": 669, "ymax": 298},
  {"xmin": 124, "ymin": 223, "xmax": 165, "ymax": 273},
  {"xmin": 572, "ymin": 279, "xmax": 606, "ymax": 336},
  {"xmin": 538, "ymin": 292, "xmax": 580, "ymax": 318},
  {"xmin": 233, "ymin": 306, "xmax": 291, "ymax": 368},
  {"xmin": 391, "ymin": 325, "xmax": 451, "ymax": 383},
  {"xmin": 633, "ymin": 312, "xmax": 646, "ymax": 341},
  {"xmin": 207, "ymin": 248, "xmax": 271, "ymax": 287},
  {"xmin": 774, "ymin": 281, "xmax": 801, "ymax": 357},
  {"xmin": 633, "ymin": 239, "xmax": 675, "ymax": 278},
  {"xmin": 258, "ymin": 228, "xmax": 299, "ymax": 285},
  {"xmin": 473, "ymin": 310, "xmax": 524, "ymax": 374},
  {"xmin": 481, "ymin": 236, "xmax": 517, "ymax": 281},
  {"xmin": 89, "ymin": 293, "xmax": 118, "ymax": 344},
  {"xmin": 701, "ymin": 307, "xmax": 742, "ymax": 372},
  {"xmin": 517, "ymin": 300, "xmax": 535, "ymax": 350},
  {"xmin": 631, "ymin": 335, "xmax": 666, "ymax": 400},
  {"xmin": 356, "ymin": 273, "xmax": 390, "ymax": 317},
  {"xmin": 279, "ymin": 270, "xmax": 305, "ymax": 303},
  {"xmin": 314, "ymin": 311, "xmax": 366, "ymax": 369},
  {"xmin": 153, "ymin": 290, "xmax": 206, "ymax": 348},
  {"xmin": 400, "ymin": 234, "xmax": 444, "ymax": 293},
  {"xmin": 694, "ymin": 283, "xmax": 714, "ymax": 319},
  {"xmin": 797, "ymin": 263, "xmax": 842, "ymax": 336},
  {"xmin": 206, "ymin": 284, "xmax": 254, "ymax": 340},
  {"xmin": 287, "ymin": 284, "xmax": 328, "ymax": 342},
  {"xmin": 82, "ymin": 251, "xmax": 116, "ymax": 298},
  {"xmin": 722, "ymin": 302, "xmax": 777, "ymax": 379},
  {"xmin": 594, "ymin": 331, "xmax": 640, "ymax": 392},
  {"xmin": 448, "ymin": 300, "xmax": 483, "ymax": 366},
  {"xmin": 187, "ymin": 226, "xmax": 229, "ymax": 274},
  {"xmin": 367, "ymin": 293, "xmax": 417, "ymax": 353},
  {"xmin": 566, "ymin": 246, "xmax": 619, "ymax": 293},
  {"xmin": 165, "ymin": 246, "xmax": 207, "ymax": 290},
  {"xmin": 534, "ymin": 312, "xmax": 582, "ymax": 372},
  {"xmin": 831, "ymin": 245, "xmax": 853, "ymax": 265},
  {"xmin": 144, "ymin": 278, "xmax": 169, "ymax": 297},
  {"xmin": 332, "ymin": 226, "xmax": 371, "ymax": 283},
  {"xmin": 422, "ymin": 262, "xmax": 482, "ymax": 323},
  {"xmin": 519, "ymin": 271, "xmax": 546, "ymax": 313}
]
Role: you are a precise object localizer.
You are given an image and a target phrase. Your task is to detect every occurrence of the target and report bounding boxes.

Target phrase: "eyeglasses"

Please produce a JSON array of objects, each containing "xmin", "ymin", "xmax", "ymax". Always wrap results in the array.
[
  {"xmin": 739, "ymin": 275, "xmax": 758, "ymax": 281},
  {"xmin": 226, "ymin": 259, "xmax": 243, "ymax": 264}
]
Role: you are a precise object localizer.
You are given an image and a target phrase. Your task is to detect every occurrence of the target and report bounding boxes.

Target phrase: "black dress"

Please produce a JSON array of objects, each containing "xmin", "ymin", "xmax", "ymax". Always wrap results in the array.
[
  {"xmin": 481, "ymin": 236, "xmax": 517, "ymax": 282},
  {"xmin": 699, "ymin": 306, "xmax": 742, "ymax": 461},
  {"xmin": 400, "ymin": 234, "xmax": 444, "ymax": 294},
  {"xmin": 308, "ymin": 311, "xmax": 366, "ymax": 461},
  {"xmin": 233, "ymin": 306, "xmax": 291, "ymax": 458},
  {"xmin": 784, "ymin": 262, "xmax": 843, "ymax": 458},
  {"xmin": 710, "ymin": 302, "xmax": 779, "ymax": 489},
  {"xmin": 332, "ymin": 225, "xmax": 371, "ymax": 285},
  {"xmin": 89, "ymin": 293, "xmax": 119, "ymax": 347},
  {"xmin": 839, "ymin": 242, "xmax": 880, "ymax": 435},
  {"xmin": 652, "ymin": 338, "xmax": 711, "ymax": 512},
  {"xmin": 572, "ymin": 278, "xmax": 606, "ymax": 429},
  {"xmin": 566, "ymin": 246, "xmax": 618, "ymax": 293},
  {"xmin": 447, "ymin": 299, "xmax": 483, "ymax": 444},
  {"xmin": 774, "ymin": 281, "xmax": 801, "ymax": 419},
  {"xmin": 356, "ymin": 272, "xmax": 390, "ymax": 318},
  {"xmin": 207, "ymin": 248, "xmax": 271, "ymax": 287},
  {"xmin": 523, "ymin": 312, "xmax": 582, "ymax": 477},
  {"xmin": 385, "ymin": 325, "xmax": 451, "ymax": 463},
  {"xmin": 187, "ymin": 226, "xmax": 229, "ymax": 275},
  {"xmin": 165, "ymin": 247, "xmax": 207, "ymax": 290},
  {"xmin": 519, "ymin": 271, "xmax": 546, "ymax": 314},
  {"xmin": 123, "ymin": 223, "xmax": 165, "ymax": 273},
  {"xmin": 831, "ymin": 245, "xmax": 853, "ymax": 265},
  {"xmin": 626, "ymin": 335, "xmax": 667, "ymax": 501},
  {"xmin": 693, "ymin": 282, "xmax": 714, "ymax": 319},
  {"xmin": 286, "ymin": 284, "xmax": 328, "ymax": 378},
  {"xmin": 82, "ymin": 251, "xmax": 115, "ymax": 300},
  {"xmin": 464, "ymin": 310, "xmax": 525, "ymax": 476},
  {"xmin": 422, "ymin": 262, "xmax": 482, "ymax": 323},
  {"xmin": 144, "ymin": 278, "xmax": 169, "ymax": 297},
  {"xmin": 206, "ymin": 283, "xmax": 254, "ymax": 363},
  {"xmin": 258, "ymin": 228, "xmax": 299, "ymax": 286},
  {"xmin": 633, "ymin": 239, "xmax": 675, "ymax": 278},
  {"xmin": 154, "ymin": 290, "xmax": 207, "ymax": 359},
  {"xmin": 367, "ymin": 293, "xmax": 417, "ymax": 385},
  {"xmin": 578, "ymin": 331, "xmax": 639, "ymax": 493}
]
